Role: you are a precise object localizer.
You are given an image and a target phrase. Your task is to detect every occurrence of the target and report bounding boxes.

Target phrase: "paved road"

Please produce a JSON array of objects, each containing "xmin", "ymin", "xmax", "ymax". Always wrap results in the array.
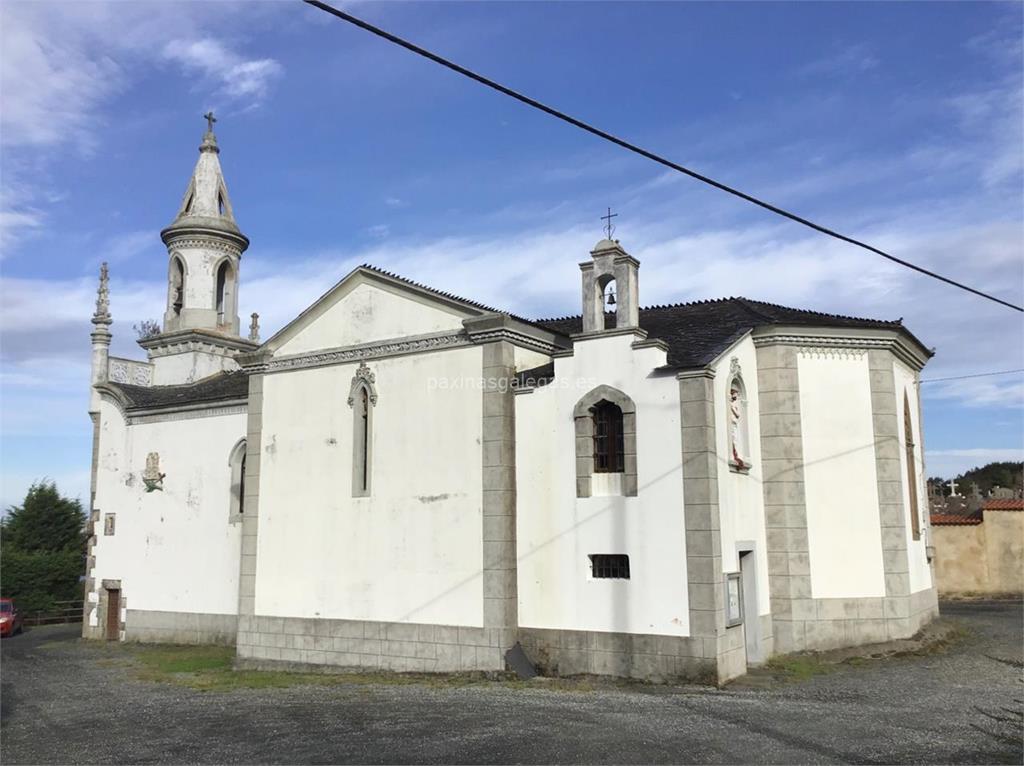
[{"xmin": 2, "ymin": 601, "xmax": 1021, "ymax": 764}]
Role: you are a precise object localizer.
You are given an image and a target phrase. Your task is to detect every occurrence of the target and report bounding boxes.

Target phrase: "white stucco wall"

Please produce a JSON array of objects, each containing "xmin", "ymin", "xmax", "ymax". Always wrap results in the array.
[
  {"xmin": 254, "ymin": 345, "xmax": 485, "ymax": 626},
  {"xmin": 797, "ymin": 352, "xmax": 886, "ymax": 599},
  {"xmin": 90, "ymin": 400, "xmax": 246, "ymax": 619},
  {"xmin": 893, "ymin": 360, "xmax": 934, "ymax": 594},
  {"xmin": 713, "ymin": 337, "xmax": 771, "ymax": 616},
  {"xmin": 277, "ymin": 279, "xmax": 468, "ymax": 356},
  {"xmin": 513, "ymin": 346, "xmax": 552, "ymax": 374},
  {"xmin": 516, "ymin": 333, "xmax": 690, "ymax": 636}
]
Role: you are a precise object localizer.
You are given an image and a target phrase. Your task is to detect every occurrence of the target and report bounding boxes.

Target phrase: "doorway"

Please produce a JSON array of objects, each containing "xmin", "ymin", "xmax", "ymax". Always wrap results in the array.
[
  {"xmin": 739, "ymin": 549, "xmax": 762, "ymax": 664},
  {"xmin": 105, "ymin": 588, "xmax": 121, "ymax": 640}
]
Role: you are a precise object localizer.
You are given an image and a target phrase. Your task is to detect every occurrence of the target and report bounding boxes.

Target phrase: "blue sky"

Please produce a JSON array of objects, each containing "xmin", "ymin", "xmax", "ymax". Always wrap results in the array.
[{"xmin": 1, "ymin": 1, "xmax": 1022, "ymax": 510}]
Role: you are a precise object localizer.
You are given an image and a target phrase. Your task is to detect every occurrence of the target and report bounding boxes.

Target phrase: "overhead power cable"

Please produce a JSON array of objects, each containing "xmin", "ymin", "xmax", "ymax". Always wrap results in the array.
[
  {"xmin": 918, "ymin": 369, "xmax": 1024, "ymax": 384},
  {"xmin": 303, "ymin": 0, "xmax": 1023, "ymax": 314}
]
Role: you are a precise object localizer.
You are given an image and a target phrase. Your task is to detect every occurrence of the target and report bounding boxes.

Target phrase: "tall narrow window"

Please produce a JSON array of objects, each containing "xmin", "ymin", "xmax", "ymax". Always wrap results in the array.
[
  {"xmin": 215, "ymin": 261, "xmax": 228, "ymax": 323},
  {"xmin": 359, "ymin": 387, "xmax": 369, "ymax": 492},
  {"xmin": 228, "ymin": 439, "xmax": 246, "ymax": 521},
  {"xmin": 904, "ymin": 392, "xmax": 921, "ymax": 541},
  {"xmin": 348, "ymin": 362, "xmax": 378, "ymax": 498},
  {"xmin": 593, "ymin": 400, "xmax": 625, "ymax": 473},
  {"xmin": 238, "ymin": 454, "xmax": 246, "ymax": 516}
]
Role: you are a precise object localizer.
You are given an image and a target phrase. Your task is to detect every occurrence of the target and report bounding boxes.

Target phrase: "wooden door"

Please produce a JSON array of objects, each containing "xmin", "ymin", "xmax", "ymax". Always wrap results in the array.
[{"xmin": 106, "ymin": 589, "xmax": 120, "ymax": 640}]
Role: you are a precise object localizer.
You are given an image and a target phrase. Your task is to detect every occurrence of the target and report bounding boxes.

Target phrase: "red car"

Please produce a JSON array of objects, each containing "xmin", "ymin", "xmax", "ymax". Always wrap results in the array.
[{"xmin": 0, "ymin": 598, "xmax": 24, "ymax": 637}]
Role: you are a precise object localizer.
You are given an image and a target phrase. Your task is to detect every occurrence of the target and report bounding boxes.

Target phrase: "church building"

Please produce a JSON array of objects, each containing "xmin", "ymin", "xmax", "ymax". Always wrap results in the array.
[{"xmin": 84, "ymin": 120, "xmax": 939, "ymax": 684}]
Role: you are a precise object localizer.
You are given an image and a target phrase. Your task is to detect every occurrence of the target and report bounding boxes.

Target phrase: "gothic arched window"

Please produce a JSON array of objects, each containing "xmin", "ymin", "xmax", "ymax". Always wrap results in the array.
[
  {"xmin": 214, "ymin": 259, "xmax": 236, "ymax": 327},
  {"xmin": 904, "ymin": 391, "xmax": 921, "ymax": 541},
  {"xmin": 727, "ymin": 359, "xmax": 750, "ymax": 472},
  {"xmin": 348, "ymin": 363, "xmax": 378, "ymax": 498},
  {"xmin": 573, "ymin": 385, "xmax": 637, "ymax": 498},
  {"xmin": 228, "ymin": 439, "xmax": 246, "ymax": 521},
  {"xmin": 169, "ymin": 256, "xmax": 186, "ymax": 317}
]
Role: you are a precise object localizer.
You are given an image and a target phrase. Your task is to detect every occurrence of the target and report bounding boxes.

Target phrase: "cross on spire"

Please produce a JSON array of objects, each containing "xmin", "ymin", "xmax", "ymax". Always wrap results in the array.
[
  {"xmin": 601, "ymin": 207, "xmax": 618, "ymax": 240},
  {"xmin": 203, "ymin": 111, "xmax": 217, "ymax": 133}
]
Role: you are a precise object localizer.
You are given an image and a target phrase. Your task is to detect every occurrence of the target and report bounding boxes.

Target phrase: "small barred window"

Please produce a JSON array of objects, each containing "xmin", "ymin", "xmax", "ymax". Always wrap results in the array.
[{"xmin": 590, "ymin": 554, "xmax": 630, "ymax": 579}]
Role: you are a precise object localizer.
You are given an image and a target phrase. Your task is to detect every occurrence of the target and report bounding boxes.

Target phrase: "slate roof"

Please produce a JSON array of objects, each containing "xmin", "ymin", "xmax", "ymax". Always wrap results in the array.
[
  {"xmin": 535, "ymin": 297, "xmax": 911, "ymax": 370},
  {"xmin": 107, "ymin": 371, "xmax": 249, "ymax": 410},
  {"xmin": 105, "ymin": 274, "xmax": 925, "ymax": 410},
  {"xmin": 982, "ymin": 498, "xmax": 1024, "ymax": 511}
]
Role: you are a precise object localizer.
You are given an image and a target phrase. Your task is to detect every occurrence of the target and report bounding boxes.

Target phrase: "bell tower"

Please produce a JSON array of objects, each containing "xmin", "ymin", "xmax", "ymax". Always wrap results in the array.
[
  {"xmin": 579, "ymin": 238, "xmax": 640, "ymax": 333},
  {"xmin": 142, "ymin": 114, "xmax": 258, "ymax": 385},
  {"xmin": 161, "ymin": 112, "xmax": 248, "ymax": 336}
]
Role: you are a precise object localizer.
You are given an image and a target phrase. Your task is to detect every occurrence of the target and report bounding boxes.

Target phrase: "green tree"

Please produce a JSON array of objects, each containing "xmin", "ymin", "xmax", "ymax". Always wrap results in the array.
[
  {"xmin": 0, "ymin": 481, "xmax": 86, "ymax": 615},
  {"xmin": 955, "ymin": 462, "xmax": 1023, "ymax": 496}
]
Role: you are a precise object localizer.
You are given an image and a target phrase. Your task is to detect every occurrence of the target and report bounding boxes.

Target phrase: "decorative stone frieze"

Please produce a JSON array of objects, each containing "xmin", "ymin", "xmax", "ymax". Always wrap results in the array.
[
  {"xmin": 260, "ymin": 332, "xmax": 473, "ymax": 374},
  {"xmin": 797, "ymin": 347, "xmax": 867, "ymax": 361},
  {"xmin": 159, "ymin": 236, "xmax": 242, "ymax": 255}
]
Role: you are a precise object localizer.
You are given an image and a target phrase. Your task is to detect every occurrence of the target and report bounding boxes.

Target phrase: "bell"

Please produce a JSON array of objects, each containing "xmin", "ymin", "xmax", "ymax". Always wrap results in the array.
[{"xmin": 607, "ymin": 291, "xmax": 616, "ymax": 306}]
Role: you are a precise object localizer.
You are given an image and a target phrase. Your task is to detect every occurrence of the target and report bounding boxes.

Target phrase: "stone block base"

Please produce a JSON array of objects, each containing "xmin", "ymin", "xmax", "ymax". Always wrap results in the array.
[
  {"xmin": 237, "ymin": 615, "xmax": 508, "ymax": 673},
  {"xmin": 772, "ymin": 587, "xmax": 940, "ymax": 653},
  {"xmin": 518, "ymin": 627, "xmax": 716, "ymax": 684},
  {"xmin": 125, "ymin": 610, "xmax": 237, "ymax": 645}
]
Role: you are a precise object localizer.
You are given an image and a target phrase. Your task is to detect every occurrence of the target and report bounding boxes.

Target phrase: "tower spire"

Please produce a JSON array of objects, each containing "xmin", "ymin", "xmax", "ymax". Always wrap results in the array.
[
  {"xmin": 161, "ymin": 113, "xmax": 247, "ymax": 246},
  {"xmin": 159, "ymin": 115, "xmax": 249, "ymax": 338}
]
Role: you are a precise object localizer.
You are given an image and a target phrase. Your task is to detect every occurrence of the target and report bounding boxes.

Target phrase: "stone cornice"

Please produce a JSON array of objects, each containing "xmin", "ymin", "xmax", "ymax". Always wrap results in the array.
[
  {"xmin": 676, "ymin": 366, "xmax": 716, "ymax": 381},
  {"xmin": 463, "ymin": 314, "xmax": 564, "ymax": 354},
  {"xmin": 751, "ymin": 326, "xmax": 931, "ymax": 370},
  {"xmin": 570, "ymin": 327, "xmax": 648, "ymax": 343},
  {"xmin": 631, "ymin": 337, "xmax": 669, "ymax": 353},
  {"xmin": 139, "ymin": 329, "xmax": 259, "ymax": 358},
  {"xmin": 161, "ymin": 225, "xmax": 249, "ymax": 254},
  {"xmin": 126, "ymin": 402, "xmax": 247, "ymax": 425}
]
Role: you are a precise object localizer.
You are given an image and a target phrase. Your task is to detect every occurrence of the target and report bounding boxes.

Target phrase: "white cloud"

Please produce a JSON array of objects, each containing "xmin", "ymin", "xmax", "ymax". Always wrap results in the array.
[
  {"xmin": 162, "ymin": 38, "xmax": 283, "ymax": 105},
  {"xmin": 948, "ymin": 77, "xmax": 1023, "ymax": 188},
  {"xmin": 0, "ymin": 209, "xmax": 44, "ymax": 253},
  {"xmin": 101, "ymin": 231, "xmax": 160, "ymax": 265},
  {"xmin": 0, "ymin": 1, "xmax": 284, "ymax": 258},
  {"xmin": 798, "ymin": 44, "xmax": 879, "ymax": 78},
  {"xmin": 0, "ymin": 3, "xmax": 123, "ymax": 150}
]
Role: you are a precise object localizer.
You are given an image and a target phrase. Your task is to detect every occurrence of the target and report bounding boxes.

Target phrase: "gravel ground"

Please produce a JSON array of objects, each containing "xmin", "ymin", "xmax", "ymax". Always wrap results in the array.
[{"xmin": 1, "ymin": 600, "xmax": 1021, "ymax": 765}]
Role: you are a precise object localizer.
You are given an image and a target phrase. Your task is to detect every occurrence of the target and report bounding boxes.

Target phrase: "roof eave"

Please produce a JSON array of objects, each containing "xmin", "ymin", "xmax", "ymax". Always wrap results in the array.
[{"xmin": 751, "ymin": 324, "xmax": 933, "ymax": 370}]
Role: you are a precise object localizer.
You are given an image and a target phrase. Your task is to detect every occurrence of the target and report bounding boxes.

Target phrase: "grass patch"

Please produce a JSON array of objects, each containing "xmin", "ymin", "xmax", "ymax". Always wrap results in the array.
[
  {"xmin": 113, "ymin": 642, "xmax": 600, "ymax": 694},
  {"xmin": 762, "ymin": 654, "xmax": 834, "ymax": 682},
  {"xmin": 133, "ymin": 645, "xmax": 235, "ymax": 674}
]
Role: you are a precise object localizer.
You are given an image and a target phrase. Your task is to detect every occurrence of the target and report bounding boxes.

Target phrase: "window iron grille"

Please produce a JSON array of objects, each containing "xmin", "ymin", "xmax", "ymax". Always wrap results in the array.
[{"xmin": 590, "ymin": 554, "xmax": 630, "ymax": 579}]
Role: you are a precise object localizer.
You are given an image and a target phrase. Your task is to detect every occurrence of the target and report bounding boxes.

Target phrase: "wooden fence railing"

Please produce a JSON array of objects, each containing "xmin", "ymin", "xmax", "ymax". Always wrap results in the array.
[{"xmin": 22, "ymin": 600, "xmax": 84, "ymax": 626}]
